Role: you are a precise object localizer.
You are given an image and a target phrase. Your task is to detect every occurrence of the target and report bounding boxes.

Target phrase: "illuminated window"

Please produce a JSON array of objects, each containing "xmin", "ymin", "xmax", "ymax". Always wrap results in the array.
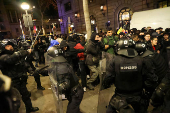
[
  {"xmin": 158, "ymin": 0, "xmax": 169, "ymax": 8},
  {"xmin": 118, "ymin": 8, "xmax": 133, "ymax": 30},
  {"xmin": 89, "ymin": 0, "xmax": 93, "ymax": 3}
]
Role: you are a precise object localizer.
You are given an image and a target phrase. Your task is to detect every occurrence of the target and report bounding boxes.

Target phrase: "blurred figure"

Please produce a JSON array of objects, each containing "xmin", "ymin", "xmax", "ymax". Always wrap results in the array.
[
  {"xmin": 33, "ymin": 40, "xmax": 39, "ymax": 67},
  {"xmin": 86, "ymin": 32, "xmax": 104, "ymax": 90},
  {"xmin": 0, "ymin": 74, "xmax": 21, "ymax": 113},
  {"xmin": 74, "ymin": 36, "xmax": 87, "ymax": 91},
  {"xmin": 38, "ymin": 38, "xmax": 46, "ymax": 64}
]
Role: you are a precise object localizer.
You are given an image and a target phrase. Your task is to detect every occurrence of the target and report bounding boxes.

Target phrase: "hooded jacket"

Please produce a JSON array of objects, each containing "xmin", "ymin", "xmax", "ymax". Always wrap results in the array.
[
  {"xmin": 74, "ymin": 43, "xmax": 85, "ymax": 61},
  {"xmin": 48, "ymin": 40, "xmax": 59, "ymax": 50},
  {"xmin": 86, "ymin": 32, "xmax": 104, "ymax": 66}
]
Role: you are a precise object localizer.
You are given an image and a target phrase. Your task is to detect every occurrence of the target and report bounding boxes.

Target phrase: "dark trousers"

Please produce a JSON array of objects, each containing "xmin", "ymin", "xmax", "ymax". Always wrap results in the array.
[
  {"xmin": 12, "ymin": 77, "xmax": 32, "ymax": 110},
  {"xmin": 66, "ymin": 88, "xmax": 84, "ymax": 113},
  {"xmin": 78, "ymin": 61, "xmax": 87, "ymax": 87},
  {"xmin": 106, "ymin": 93, "xmax": 147, "ymax": 113},
  {"xmin": 38, "ymin": 52, "xmax": 45, "ymax": 64},
  {"xmin": 34, "ymin": 74, "xmax": 41, "ymax": 87},
  {"xmin": 27, "ymin": 61, "xmax": 42, "ymax": 87}
]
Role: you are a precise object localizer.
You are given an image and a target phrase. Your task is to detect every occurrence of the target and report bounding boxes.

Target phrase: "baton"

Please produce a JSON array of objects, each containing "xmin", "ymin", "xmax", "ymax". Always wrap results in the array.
[{"xmin": 30, "ymin": 30, "xmax": 41, "ymax": 49}]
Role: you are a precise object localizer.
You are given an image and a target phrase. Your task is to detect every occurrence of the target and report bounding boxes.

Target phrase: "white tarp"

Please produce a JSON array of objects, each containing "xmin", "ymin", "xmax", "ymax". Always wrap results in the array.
[{"xmin": 130, "ymin": 7, "xmax": 170, "ymax": 30}]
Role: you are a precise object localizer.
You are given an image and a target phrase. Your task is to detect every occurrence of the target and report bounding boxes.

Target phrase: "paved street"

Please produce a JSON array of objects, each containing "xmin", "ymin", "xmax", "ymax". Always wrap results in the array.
[
  {"xmin": 15, "ymin": 64, "xmax": 153, "ymax": 113},
  {"xmin": 19, "ymin": 64, "xmax": 100, "ymax": 113}
]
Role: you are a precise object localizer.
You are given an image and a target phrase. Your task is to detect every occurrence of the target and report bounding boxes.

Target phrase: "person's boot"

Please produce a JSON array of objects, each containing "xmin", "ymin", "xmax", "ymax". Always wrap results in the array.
[
  {"xmin": 37, "ymin": 86, "xmax": 45, "ymax": 90},
  {"xmin": 26, "ymin": 107, "xmax": 39, "ymax": 113},
  {"xmin": 87, "ymin": 83, "xmax": 94, "ymax": 90}
]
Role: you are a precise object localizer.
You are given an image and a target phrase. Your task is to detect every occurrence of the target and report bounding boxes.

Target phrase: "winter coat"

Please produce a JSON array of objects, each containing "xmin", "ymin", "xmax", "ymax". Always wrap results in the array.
[
  {"xmin": 74, "ymin": 43, "xmax": 85, "ymax": 61},
  {"xmin": 86, "ymin": 40, "xmax": 103, "ymax": 66},
  {"xmin": 47, "ymin": 39, "xmax": 59, "ymax": 50},
  {"xmin": 103, "ymin": 35, "xmax": 118, "ymax": 54}
]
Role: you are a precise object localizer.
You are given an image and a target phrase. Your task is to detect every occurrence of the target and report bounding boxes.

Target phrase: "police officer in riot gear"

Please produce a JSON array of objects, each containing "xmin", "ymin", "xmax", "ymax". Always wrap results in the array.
[
  {"xmin": 0, "ymin": 74, "xmax": 21, "ymax": 113},
  {"xmin": 135, "ymin": 42, "xmax": 170, "ymax": 113},
  {"xmin": 0, "ymin": 40, "xmax": 39, "ymax": 113},
  {"xmin": 47, "ymin": 42, "xmax": 84, "ymax": 113},
  {"xmin": 135, "ymin": 42, "xmax": 168, "ymax": 95},
  {"xmin": 20, "ymin": 41, "xmax": 45, "ymax": 90},
  {"xmin": 102, "ymin": 38, "xmax": 158, "ymax": 113}
]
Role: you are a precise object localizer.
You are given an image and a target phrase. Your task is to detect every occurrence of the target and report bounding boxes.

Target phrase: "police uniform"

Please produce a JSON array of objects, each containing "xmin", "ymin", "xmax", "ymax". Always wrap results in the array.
[
  {"xmin": 0, "ymin": 40, "xmax": 39, "ymax": 113},
  {"xmin": 103, "ymin": 39, "xmax": 158, "ymax": 113},
  {"xmin": 47, "ymin": 46, "xmax": 84, "ymax": 113}
]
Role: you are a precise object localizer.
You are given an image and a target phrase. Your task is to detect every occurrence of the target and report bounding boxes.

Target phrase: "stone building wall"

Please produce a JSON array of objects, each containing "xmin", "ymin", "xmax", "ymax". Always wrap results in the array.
[{"xmin": 57, "ymin": 0, "xmax": 166, "ymax": 34}]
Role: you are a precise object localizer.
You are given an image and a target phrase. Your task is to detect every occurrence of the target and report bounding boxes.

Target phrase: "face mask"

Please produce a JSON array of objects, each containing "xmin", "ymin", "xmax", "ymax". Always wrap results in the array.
[
  {"xmin": 94, "ymin": 40, "xmax": 99, "ymax": 43},
  {"xmin": 139, "ymin": 35, "xmax": 144, "ymax": 40}
]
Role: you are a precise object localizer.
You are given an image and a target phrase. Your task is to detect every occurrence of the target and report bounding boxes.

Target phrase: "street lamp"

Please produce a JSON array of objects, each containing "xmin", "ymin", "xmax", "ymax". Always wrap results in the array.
[
  {"xmin": 21, "ymin": 2, "xmax": 30, "ymax": 10},
  {"xmin": 21, "ymin": 2, "xmax": 33, "ymax": 43}
]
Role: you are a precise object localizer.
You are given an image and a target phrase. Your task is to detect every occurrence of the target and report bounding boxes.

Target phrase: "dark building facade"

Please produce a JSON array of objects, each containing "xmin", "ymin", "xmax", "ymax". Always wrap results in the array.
[
  {"xmin": 57, "ymin": 0, "xmax": 170, "ymax": 34},
  {"xmin": 0, "ymin": 0, "xmax": 23, "ymax": 39}
]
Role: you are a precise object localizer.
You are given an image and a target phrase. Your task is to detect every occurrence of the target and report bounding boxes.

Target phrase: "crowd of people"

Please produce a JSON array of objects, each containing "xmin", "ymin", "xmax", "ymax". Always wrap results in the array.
[{"xmin": 0, "ymin": 26, "xmax": 170, "ymax": 113}]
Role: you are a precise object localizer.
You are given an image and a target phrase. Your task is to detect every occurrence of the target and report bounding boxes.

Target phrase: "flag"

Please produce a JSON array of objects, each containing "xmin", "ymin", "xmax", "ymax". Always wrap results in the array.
[{"xmin": 117, "ymin": 27, "xmax": 125, "ymax": 35}]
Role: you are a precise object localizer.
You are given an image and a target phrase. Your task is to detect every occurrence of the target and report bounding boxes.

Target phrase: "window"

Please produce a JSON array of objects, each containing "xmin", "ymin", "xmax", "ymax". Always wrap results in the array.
[
  {"xmin": 3, "ymin": 0, "xmax": 12, "ymax": 5},
  {"xmin": 0, "ymin": 24, "xmax": 6, "ymax": 30},
  {"xmin": 16, "ymin": 28, "xmax": 19, "ymax": 33},
  {"xmin": 89, "ymin": 0, "xmax": 93, "ymax": 3},
  {"xmin": 56, "ymin": 24, "xmax": 58, "ymax": 28},
  {"xmin": 0, "ymin": 16, "xmax": 3, "ymax": 22},
  {"xmin": 118, "ymin": 7, "xmax": 133, "ymax": 30},
  {"xmin": 50, "ymin": 25, "xmax": 53, "ymax": 29},
  {"xmin": 158, "ymin": 0, "xmax": 169, "ymax": 8},
  {"xmin": 46, "ymin": 25, "xmax": 49, "ymax": 29},
  {"xmin": 8, "ymin": 10, "xmax": 18, "ymax": 23},
  {"xmin": 64, "ymin": 2, "xmax": 71, "ymax": 12}
]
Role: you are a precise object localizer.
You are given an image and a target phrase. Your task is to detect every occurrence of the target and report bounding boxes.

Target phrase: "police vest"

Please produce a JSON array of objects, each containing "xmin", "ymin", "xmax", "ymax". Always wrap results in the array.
[{"xmin": 114, "ymin": 55, "xmax": 143, "ymax": 94}]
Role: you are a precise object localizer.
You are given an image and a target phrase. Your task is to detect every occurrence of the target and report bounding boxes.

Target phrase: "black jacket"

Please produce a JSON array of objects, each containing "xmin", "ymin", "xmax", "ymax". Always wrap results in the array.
[
  {"xmin": 105, "ymin": 54, "xmax": 158, "ymax": 95},
  {"xmin": 0, "ymin": 50, "xmax": 29, "ymax": 79},
  {"xmin": 86, "ymin": 40, "xmax": 104, "ymax": 66}
]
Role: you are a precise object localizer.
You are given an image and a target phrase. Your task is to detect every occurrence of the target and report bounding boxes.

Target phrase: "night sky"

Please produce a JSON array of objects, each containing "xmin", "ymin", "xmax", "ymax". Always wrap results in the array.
[{"xmin": 17, "ymin": 0, "xmax": 58, "ymax": 19}]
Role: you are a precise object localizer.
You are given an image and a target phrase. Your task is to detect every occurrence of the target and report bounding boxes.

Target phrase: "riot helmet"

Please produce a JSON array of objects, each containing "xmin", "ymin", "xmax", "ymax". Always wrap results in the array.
[
  {"xmin": 116, "ymin": 38, "xmax": 138, "ymax": 57},
  {"xmin": 47, "ymin": 46, "xmax": 67, "ymax": 62},
  {"xmin": 0, "ymin": 39, "xmax": 15, "ymax": 52},
  {"xmin": 135, "ymin": 42, "xmax": 147, "ymax": 55},
  {"xmin": 20, "ymin": 41, "xmax": 30, "ymax": 50}
]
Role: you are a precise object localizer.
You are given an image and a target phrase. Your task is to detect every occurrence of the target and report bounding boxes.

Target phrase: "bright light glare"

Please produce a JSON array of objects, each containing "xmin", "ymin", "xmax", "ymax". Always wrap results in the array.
[
  {"xmin": 21, "ymin": 2, "xmax": 30, "ymax": 10},
  {"xmin": 100, "ymin": 6, "xmax": 104, "ymax": 10},
  {"xmin": 152, "ymin": 23, "xmax": 157, "ymax": 25},
  {"xmin": 70, "ymin": 25, "xmax": 74, "ymax": 27}
]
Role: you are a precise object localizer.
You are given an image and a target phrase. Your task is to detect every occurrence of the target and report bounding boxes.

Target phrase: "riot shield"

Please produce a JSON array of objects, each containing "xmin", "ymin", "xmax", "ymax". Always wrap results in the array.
[
  {"xmin": 45, "ymin": 54, "xmax": 64, "ymax": 113},
  {"xmin": 97, "ymin": 52, "xmax": 115, "ymax": 113}
]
